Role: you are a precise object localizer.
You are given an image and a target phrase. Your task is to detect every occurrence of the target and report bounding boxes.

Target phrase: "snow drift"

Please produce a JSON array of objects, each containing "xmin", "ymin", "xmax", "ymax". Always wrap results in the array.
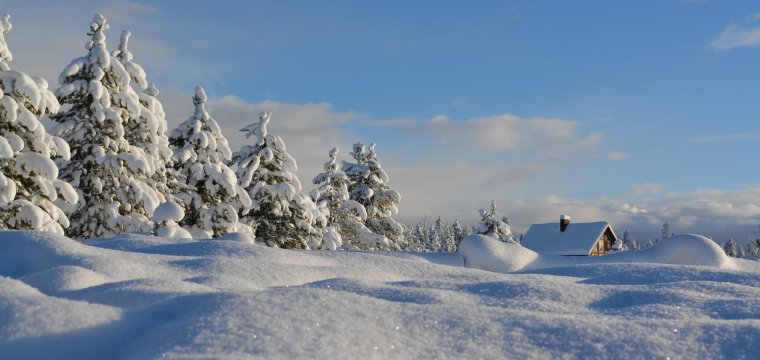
[{"xmin": 1, "ymin": 230, "xmax": 758, "ymax": 359}]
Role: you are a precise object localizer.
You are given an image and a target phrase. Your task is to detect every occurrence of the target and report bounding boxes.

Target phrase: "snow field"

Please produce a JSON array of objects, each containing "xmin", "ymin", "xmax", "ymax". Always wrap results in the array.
[{"xmin": 1, "ymin": 230, "xmax": 758, "ymax": 359}]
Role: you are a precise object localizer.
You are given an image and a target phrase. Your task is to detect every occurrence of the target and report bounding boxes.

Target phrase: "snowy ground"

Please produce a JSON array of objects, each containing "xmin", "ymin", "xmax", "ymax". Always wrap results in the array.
[{"xmin": 1, "ymin": 231, "xmax": 758, "ymax": 359}]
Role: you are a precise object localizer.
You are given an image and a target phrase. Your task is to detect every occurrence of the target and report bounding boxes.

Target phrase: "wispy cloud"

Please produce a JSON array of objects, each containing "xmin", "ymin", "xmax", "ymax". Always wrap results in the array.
[
  {"xmin": 201, "ymin": 96, "xmax": 357, "ymax": 186},
  {"xmin": 451, "ymin": 96, "xmax": 469, "ymax": 108},
  {"xmin": 605, "ymin": 152, "xmax": 629, "ymax": 161},
  {"xmin": 426, "ymin": 114, "xmax": 602, "ymax": 154},
  {"xmin": 708, "ymin": 16, "xmax": 760, "ymax": 51},
  {"xmin": 689, "ymin": 134, "xmax": 759, "ymax": 143}
]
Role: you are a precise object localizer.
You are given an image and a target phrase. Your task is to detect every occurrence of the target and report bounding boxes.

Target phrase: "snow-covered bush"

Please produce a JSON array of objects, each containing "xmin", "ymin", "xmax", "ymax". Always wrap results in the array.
[
  {"xmin": 169, "ymin": 87, "xmax": 251, "ymax": 238},
  {"xmin": 477, "ymin": 200, "xmax": 515, "ymax": 243},
  {"xmin": 0, "ymin": 14, "xmax": 77, "ymax": 234},
  {"xmin": 230, "ymin": 111, "xmax": 323, "ymax": 249}
]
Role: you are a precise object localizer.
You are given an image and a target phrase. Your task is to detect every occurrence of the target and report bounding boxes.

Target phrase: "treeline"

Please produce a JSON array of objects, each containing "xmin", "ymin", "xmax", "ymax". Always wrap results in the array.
[{"xmin": 0, "ymin": 13, "xmax": 408, "ymax": 250}]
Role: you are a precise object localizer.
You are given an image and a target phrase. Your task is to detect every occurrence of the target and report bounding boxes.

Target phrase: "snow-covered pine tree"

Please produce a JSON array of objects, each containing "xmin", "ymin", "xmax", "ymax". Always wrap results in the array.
[
  {"xmin": 312, "ymin": 146, "xmax": 381, "ymax": 249},
  {"xmin": 723, "ymin": 238, "xmax": 738, "ymax": 258},
  {"xmin": 51, "ymin": 14, "xmax": 163, "ymax": 240},
  {"xmin": 169, "ymin": 87, "xmax": 252, "ymax": 238},
  {"xmin": 452, "ymin": 219, "xmax": 464, "ymax": 247},
  {"xmin": 428, "ymin": 216, "xmax": 445, "ymax": 252},
  {"xmin": 477, "ymin": 200, "xmax": 515, "ymax": 242},
  {"xmin": 111, "ymin": 30, "xmax": 183, "ymax": 213},
  {"xmin": 342, "ymin": 142, "xmax": 403, "ymax": 249},
  {"xmin": 0, "ymin": 14, "xmax": 78, "ymax": 234},
  {"xmin": 661, "ymin": 221, "xmax": 671, "ymax": 240},
  {"xmin": 409, "ymin": 220, "xmax": 429, "ymax": 251},
  {"xmin": 230, "ymin": 111, "xmax": 323, "ymax": 249}
]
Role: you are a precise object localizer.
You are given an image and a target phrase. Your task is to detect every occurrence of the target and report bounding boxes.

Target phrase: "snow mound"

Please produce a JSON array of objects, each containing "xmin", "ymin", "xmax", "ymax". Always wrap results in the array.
[
  {"xmin": 628, "ymin": 233, "xmax": 733, "ymax": 268},
  {"xmin": 20, "ymin": 265, "xmax": 111, "ymax": 293},
  {"xmin": 153, "ymin": 202, "xmax": 184, "ymax": 223},
  {"xmin": 458, "ymin": 234, "xmax": 538, "ymax": 273},
  {"xmin": 214, "ymin": 231, "xmax": 255, "ymax": 244}
]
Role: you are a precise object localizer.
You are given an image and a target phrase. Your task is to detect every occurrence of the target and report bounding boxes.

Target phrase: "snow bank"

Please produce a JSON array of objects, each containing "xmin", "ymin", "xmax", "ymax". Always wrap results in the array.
[
  {"xmin": 458, "ymin": 234, "xmax": 538, "ymax": 272},
  {"xmin": 614, "ymin": 233, "xmax": 735, "ymax": 268},
  {"xmin": 1, "ymin": 230, "xmax": 758, "ymax": 359},
  {"xmin": 459, "ymin": 233, "xmax": 751, "ymax": 274}
]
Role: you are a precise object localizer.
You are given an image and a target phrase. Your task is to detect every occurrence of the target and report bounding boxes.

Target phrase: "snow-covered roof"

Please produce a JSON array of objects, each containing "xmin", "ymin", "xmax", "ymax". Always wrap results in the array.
[{"xmin": 521, "ymin": 221, "xmax": 613, "ymax": 256}]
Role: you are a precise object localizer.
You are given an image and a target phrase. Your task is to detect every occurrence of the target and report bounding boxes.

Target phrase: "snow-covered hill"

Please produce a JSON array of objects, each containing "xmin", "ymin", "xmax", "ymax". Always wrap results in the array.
[{"xmin": 1, "ymin": 231, "xmax": 758, "ymax": 359}]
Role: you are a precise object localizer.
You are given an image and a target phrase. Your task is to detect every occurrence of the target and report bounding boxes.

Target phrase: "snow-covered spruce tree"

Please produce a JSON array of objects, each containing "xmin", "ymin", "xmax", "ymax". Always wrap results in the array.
[
  {"xmin": 111, "ymin": 30, "xmax": 183, "ymax": 211},
  {"xmin": 0, "ymin": 14, "xmax": 77, "ymax": 234},
  {"xmin": 230, "ymin": 111, "xmax": 323, "ymax": 249},
  {"xmin": 312, "ymin": 146, "xmax": 381, "ymax": 249},
  {"xmin": 51, "ymin": 14, "xmax": 162, "ymax": 240},
  {"xmin": 169, "ymin": 87, "xmax": 252, "ymax": 238},
  {"xmin": 661, "ymin": 221, "xmax": 671, "ymax": 240},
  {"xmin": 477, "ymin": 200, "xmax": 515, "ymax": 242},
  {"xmin": 723, "ymin": 238, "xmax": 738, "ymax": 258},
  {"xmin": 452, "ymin": 219, "xmax": 465, "ymax": 247},
  {"xmin": 342, "ymin": 142, "xmax": 403, "ymax": 249}
]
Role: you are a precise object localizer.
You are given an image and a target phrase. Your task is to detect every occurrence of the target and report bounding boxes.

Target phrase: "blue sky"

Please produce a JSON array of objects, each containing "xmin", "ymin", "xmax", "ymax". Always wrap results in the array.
[{"xmin": 2, "ymin": 0, "xmax": 759, "ymax": 241}]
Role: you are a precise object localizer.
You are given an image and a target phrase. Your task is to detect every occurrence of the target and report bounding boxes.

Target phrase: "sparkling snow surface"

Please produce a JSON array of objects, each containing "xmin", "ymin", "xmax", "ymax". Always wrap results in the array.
[{"xmin": 1, "ymin": 231, "xmax": 758, "ymax": 359}]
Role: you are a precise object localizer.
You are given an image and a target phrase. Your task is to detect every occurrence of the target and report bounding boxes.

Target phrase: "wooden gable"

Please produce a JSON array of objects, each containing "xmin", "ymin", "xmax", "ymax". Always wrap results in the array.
[{"xmin": 589, "ymin": 226, "xmax": 617, "ymax": 256}]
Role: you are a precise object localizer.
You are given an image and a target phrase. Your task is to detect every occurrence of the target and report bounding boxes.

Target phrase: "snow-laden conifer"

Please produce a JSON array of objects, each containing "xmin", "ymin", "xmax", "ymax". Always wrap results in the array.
[
  {"xmin": 169, "ymin": 87, "xmax": 251, "ymax": 238},
  {"xmin": 111, "ymin": 31, "xmax": 182, "ymax": 210},
  {"xmin": 0, "ymin": 14, "xmax": 77, "ymax": 234},
  {"xmin": 312, "ymin": 146, "xmax": 381, "ymax": 249},
  {"xmin": 342, "ymin": 142, "xmax": 403, "ymax": 249},
  {"xmin": 452, "ymin": 219, "xmax": 465, "ymax": 246},
  {"xmin": 231, "ymin": 111, "xmax": 324, "ymax": 249},
  {"xmin": 477, "ymin": 200, "xmax": 515, "ymax": 242},
  {"xmin": 723, "ymin": 238, "xmax": 738, "ymax": 258},
  {"xmin": 52, "ymin": 14, "xmax": 163, "ymax": 240}
]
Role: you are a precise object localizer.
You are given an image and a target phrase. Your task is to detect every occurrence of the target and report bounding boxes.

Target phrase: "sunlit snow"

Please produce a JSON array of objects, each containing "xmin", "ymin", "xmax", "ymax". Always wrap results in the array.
[{"xmin": 1, "ymin": 231, "xmax": 757, "ymax": 359}]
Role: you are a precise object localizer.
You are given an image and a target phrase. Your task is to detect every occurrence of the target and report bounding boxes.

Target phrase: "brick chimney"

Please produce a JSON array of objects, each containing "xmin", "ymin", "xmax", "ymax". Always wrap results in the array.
[{"xmin": 560, "ymin": 214, "xmax": 571, "ymax": 232}]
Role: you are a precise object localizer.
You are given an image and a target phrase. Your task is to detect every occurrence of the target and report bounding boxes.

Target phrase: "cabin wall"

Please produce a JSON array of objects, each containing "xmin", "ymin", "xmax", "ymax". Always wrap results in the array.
[{"xmin": 589, "ymin": 229, "xmax": 616, "ymax": 256}]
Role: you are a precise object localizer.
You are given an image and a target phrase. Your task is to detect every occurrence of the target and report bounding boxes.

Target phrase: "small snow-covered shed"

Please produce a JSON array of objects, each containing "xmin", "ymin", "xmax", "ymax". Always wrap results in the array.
[{"xmin": 521, "ymin": 215, "xmax": 618, "ymax": 256}]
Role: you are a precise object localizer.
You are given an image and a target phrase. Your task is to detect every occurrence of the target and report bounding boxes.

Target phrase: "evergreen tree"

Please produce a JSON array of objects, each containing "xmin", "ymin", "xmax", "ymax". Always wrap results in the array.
[
  {"xmin": 111, "ymin": 30, "xmax": 182, "ymax": 210},
  {"xmin": 661, "ymin": 221, "xmax": 671, "ymax": 240},
  {"xmin": 0, "ymin": 14, "xmax": 78, "ymax": 234},
  {"xmin": 723, "ymin": 238, "xmax": 738, "ymax": 257},
  {"xmin": 51, "ymin": 14, "xmax": 161, "ymax": 239},
  {"xmin": 629, "ymin": 236, "xmax": 640, "ymax": 250},
  {"xmin": 311, "ymin": 146, "xmax": 380, "ymax": 249},
  {"xmin": 411, "ymin": 220, "xmax": 429, "ymax": 251},
  {"xmin": 169, "ymin": 87, "xmax": 251, "ymax": 238},
  {"xmin": 429, "ymin": 216, "xmax": 446, "ymax": 252},
  {"xmin": 477, "ymin": 200, "xmax": 515, "ymax": 242},
  {"xmin": 342, "ymin": 142, "xmax": 403, "ymax": 249},
  {"xmin": 645, "ymin": 239, "xmax": 655, "ymax": 249},
  {"xmin": 230, "ymin": 111, "xmax": 323, "ymax": 249},
  {"xmin": 452, "ymin": 219, "xmax": 464, "ymax": 247}
]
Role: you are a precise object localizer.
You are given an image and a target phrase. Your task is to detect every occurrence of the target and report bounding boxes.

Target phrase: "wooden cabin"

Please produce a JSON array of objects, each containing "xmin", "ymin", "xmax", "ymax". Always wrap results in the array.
[{"xmin": 520, "ymin": 215, "xmax": 619, "ymax": 256}]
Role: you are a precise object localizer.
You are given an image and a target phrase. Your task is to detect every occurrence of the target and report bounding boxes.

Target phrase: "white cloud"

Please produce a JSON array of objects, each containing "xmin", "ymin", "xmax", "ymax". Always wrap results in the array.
[
  {"xmin": 202, "ymin": 96, "xmax": 357, "ymax": 187},
  {"xmin": 708, "ymin": 22, "xmax": 760, "ymax": 51},
  {"xmin": 499, "ymin": 187, "xmax": 760, "ymax": 242},
  {"xmin": 426, "ymin": 114, "xmax": 603, "ymax": 156}
]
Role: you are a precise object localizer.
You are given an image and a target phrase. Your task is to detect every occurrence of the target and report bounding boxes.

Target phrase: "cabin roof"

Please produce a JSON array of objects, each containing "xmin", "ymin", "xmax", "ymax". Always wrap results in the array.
[{"xmin": 521, "ymin": 221, "xmax": 613, "ymax": 256}]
